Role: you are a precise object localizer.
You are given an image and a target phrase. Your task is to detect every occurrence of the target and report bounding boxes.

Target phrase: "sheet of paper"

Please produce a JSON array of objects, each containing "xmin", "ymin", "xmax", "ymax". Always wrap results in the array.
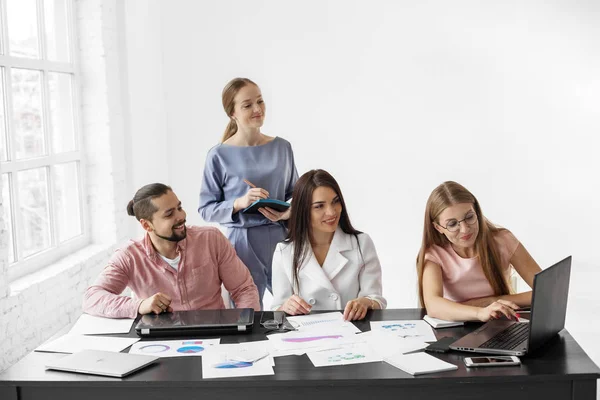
[
  {"xmin": 306, "ymin": 342, "xmax": 382, "ymax": 367},
  {"xmin": 358, "ymin": 330, "xmax": 428, "ymax": 357},
  {"xmin": 69, "ymin": 314, "xmax": 135, "ymax": 335},
  {"xmin": 202, "ymin": 345, "xmax": 274, "ymax": 379},
  {"xmin": 285, "ymin": 312, "xmax": 361, "ymax": 333},
  {"xmin": 35, "ymin": 334, "xmax": 140, "ymax": 354},
  {"xmin": 267, "ymin": 328, "xmax": 361, "ymax": 355},
  {"xmin": 128, "ymin": 338, "xmax": 220, "ymax": 358},
  {"xmin": 209, "ymin": 341, "xmax": 274, "ymax": 363},
  {"xmin": 370, "ymin": 320, "xmax": 437, "ymax": 342}
]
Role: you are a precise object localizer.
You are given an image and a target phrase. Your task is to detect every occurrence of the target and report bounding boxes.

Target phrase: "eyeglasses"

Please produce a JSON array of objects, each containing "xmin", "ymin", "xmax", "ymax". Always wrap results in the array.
[
  {"xmin": 260, "ymin": 311, "xmax": 296, "ymax": 333},
  {"xmin": 437, "ymin": 212, "xmax": 478, "ymax": 233}
]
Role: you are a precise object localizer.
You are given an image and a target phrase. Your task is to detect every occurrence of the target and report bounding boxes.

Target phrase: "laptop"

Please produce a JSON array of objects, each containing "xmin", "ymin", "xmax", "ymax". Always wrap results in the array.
[
  {"xmin": 450, "ymin": 256, "xmax": 571, "ymax": 356},
  {"xmin": 45, "ymin": 350, "xmax": 158, "ymax": 377},
  {"xmin": 135, "ymin": 308, "xmax": 255, "ymax": 337}
]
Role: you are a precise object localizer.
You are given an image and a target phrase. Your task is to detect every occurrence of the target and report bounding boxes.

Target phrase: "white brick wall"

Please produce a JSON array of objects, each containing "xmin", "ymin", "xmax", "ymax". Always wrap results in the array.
[{"xmin": 0, "ymin": 0, "xmax": 131, "ymax": 372}]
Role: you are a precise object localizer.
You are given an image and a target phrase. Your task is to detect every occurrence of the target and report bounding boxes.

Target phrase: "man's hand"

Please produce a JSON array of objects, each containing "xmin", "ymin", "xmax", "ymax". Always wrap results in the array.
[{"xmin": 138, "ymin": 292, "xmax": 173, "ymax": 315}]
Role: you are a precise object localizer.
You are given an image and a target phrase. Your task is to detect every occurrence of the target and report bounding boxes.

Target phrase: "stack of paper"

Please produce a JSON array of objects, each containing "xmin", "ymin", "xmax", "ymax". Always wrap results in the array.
[
  {"xmin": 384, "ymin": 352, "xmax": 458, "ymax": 375},
  {"xmin": 423, "ymin": 315, "xmax": 465, "ymax": 329},
  {"xmin": 35, "ymin": 334, "xmax": 140, "ymax": 354}
]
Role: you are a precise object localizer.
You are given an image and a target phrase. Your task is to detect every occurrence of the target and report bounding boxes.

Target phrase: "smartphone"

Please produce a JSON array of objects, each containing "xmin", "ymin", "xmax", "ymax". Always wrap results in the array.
[
  {"xmin": 425, "ymin": 337, "xmax": 457, "ymax": 353},
  {"xmin": 464, "ymin": 356, "xmax": 521, "ymax": 367}
]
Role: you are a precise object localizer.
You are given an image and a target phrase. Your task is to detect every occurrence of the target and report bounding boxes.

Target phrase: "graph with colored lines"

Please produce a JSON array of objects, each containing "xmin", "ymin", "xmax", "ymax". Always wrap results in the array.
[
  {"xmin": 128, "ymin": 338, "xmax": 220, "ymax": 358},
  {"xmin": 282, "ymin": 335, "xmax": 343, "ymax": 343}
]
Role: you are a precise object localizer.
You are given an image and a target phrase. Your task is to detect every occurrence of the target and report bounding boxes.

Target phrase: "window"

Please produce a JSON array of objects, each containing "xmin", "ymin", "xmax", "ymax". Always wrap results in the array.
[{"xmin": 0, "ymin": 0, "xmax": 86, "ymax": 281}]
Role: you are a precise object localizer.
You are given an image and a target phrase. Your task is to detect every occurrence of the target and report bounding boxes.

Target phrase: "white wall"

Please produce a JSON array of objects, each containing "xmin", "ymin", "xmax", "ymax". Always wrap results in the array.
[
  {"xmin": 0, "ymin": 0, "xmax": 132, "ymax": 372},
  {"xmin": 150, "ymin": 0, "xmax": 600, "ymax": 307}
]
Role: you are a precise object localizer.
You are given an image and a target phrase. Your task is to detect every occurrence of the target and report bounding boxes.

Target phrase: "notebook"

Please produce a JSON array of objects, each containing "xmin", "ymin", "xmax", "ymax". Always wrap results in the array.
[
  {"xmin": 242, "ymin": 199, "xmax": 290, "ymax": 214},
  {"xmin": 450, "ymin": 256, "xmax": 571, "ymax": 356},
  {"xmin": 135, "ymin": 308, "xmax": 255, "ymax": 337},
  {"xmin": 424, "ymin": 315, "xmax": 464, "ymax": 329},
  {"xmin": 45, "ymin": 350, "xmax": 158, "ymax": 377},
  {"xmin": 384, "ymin": 352, "xmax": 458, "ymax": 375}
]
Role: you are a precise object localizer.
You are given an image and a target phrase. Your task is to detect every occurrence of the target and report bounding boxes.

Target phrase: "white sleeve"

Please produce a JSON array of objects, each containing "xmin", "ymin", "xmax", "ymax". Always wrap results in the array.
[
  {"xmin": 271, "ymin": 243, "xmax": 294, "ymax": 311},
  {"xmin": 356, "ymin": 234, "xmax": 387, "ymax": 309}
]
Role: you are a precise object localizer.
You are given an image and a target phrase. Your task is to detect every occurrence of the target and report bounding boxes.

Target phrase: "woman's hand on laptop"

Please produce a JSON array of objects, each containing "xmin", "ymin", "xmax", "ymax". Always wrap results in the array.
[
  {"xmin": 139, "ymin": 292, "xmax": 173, "ymax": 315},
  {"xmin": 476, "ymin": 299, "xmax": 519, "ymax": 322}
]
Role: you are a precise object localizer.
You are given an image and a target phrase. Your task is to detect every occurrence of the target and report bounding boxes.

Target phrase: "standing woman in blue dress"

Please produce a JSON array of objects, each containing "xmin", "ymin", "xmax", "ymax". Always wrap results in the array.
[{"xmin": 199, "ymin": 78, "xmax": 299, "ymax": 308}]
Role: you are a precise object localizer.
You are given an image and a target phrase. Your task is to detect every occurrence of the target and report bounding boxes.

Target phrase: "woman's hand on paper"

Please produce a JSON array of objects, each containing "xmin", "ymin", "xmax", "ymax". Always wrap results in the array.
[
  {"xmin": 259, "ymin": 206, "xmax": 290, "ymax": 222},
  {"xmin": 279, "ymin": 295, "xmax": 312, "ymax": 315},
  {"xmin": 138, "ymin": 292, "xmax": 173, "ymax": 315},
  {"xmin": 343, "ymin": 297, "xmax": 371, "ymax": 321}
]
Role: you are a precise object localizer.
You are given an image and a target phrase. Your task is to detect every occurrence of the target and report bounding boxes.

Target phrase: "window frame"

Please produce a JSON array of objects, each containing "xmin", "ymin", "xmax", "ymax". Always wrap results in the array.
[{"xmin": 0, "ymin": 0, "xmax": 89, "ymax": 282}]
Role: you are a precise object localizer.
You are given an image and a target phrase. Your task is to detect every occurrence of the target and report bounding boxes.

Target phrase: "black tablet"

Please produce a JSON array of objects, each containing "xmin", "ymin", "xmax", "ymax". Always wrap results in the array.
[
  {"xmin": 242, "ymin": 199, "xmax": 290, "ymax": 214},
  {"xmin": 135, "ymin": 308, "xmax": 255, "ymax": 337}
]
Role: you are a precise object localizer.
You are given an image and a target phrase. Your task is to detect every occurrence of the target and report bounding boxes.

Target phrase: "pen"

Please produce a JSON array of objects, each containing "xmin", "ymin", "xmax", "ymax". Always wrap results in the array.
[{"xmin": 244, "ymin": 179, "xmax": 270, "ymax": 199}]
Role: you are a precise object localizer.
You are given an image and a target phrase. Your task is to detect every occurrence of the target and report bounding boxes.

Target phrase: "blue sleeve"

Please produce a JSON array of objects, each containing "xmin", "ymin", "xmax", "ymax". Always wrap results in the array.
[
  {"xmin": 285, "ymin": 142, "xmax": 299, "ymax": 201},
  {"xmin": 198, "ymin": 150, "xmax": 238, "ymax": 224}
]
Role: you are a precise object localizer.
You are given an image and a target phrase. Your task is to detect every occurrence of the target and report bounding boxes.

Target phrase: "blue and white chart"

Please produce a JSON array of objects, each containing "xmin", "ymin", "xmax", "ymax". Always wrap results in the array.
[
  {"xmin": 128, "ymin": 338, "xmax": 220, "ymax": 358},
  {"xmin": 369, "ymin": 320, "xmax": 437, "ymax": 342}
]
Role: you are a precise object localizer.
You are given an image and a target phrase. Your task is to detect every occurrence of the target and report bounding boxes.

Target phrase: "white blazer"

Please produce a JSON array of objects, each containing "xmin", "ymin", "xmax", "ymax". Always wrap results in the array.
[{"xmin": 271, "ymin": 227, "xmax": 387, "ymax": 311}]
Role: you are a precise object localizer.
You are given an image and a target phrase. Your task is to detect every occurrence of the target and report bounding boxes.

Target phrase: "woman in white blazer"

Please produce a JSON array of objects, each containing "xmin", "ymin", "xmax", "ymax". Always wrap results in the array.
[{"xmin": 271, "ymin": 169, "xmax": 386, "ymax": 321}]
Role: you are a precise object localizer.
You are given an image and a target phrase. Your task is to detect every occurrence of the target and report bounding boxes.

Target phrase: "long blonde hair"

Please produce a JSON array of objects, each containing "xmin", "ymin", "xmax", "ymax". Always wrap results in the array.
[
  {"xmin": 416, "ymin": 181, "xmax": 510, "ymax": 307},
  {"xmin": 221, "ymin": 77, "xmax": 258, "ymax": 142}
]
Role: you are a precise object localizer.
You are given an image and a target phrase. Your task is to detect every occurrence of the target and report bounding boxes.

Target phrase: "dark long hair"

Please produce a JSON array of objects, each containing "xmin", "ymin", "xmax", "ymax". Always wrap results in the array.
[
  {"xmin": 416, "ymin": 181, "xmax": 510, "ymax": 307},
  {"xmin": 286, "ymin": 169, "xmax": 361, "ymax": 292},
  {"xmin": 127, "ymin": 183, "xmax": 172, "ymax": 221}
]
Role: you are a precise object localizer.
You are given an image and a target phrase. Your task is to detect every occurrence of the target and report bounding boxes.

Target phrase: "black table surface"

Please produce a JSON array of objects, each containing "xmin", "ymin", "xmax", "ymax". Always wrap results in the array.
[{"xmin": 1, "ymin": 308, "xmax": 599, "ymax": 387}]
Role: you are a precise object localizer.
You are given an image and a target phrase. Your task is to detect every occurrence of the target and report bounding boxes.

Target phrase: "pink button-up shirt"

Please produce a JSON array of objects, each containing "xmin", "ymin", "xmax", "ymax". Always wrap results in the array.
[{"xmin": 83, "ymin": 226, "xmax": 260, "ymax": 318}]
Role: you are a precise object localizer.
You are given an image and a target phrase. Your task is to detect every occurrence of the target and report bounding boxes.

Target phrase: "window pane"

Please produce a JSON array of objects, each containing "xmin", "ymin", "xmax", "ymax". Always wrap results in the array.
[
  {"xmin": 53, "ymin": 162, "xmax": 81, "ymax": 242},
  {"xmin": 11, "ymin": 68, "xmax": 45, "ymax": 159},
  {"xmin": 2, "ymin": 174, "xmax": 15, "ymax": 263},
  {"xmin": 44, "ymin": 0, "xmax": 70, "ymax": 62},
  {"xmin": 7, "ymin": 0, "xmax": 40, "ymax": 59},
  {"xmin": 18, "ymin": 168, "xmax": 51, "ymax": 257},
  {"xmin": 0, "ymin": 68, "xmax": 7, "ymax": 162},
  {"xmin": 48, "ymin": 72, "xmax": 75, "ymax": 153}
]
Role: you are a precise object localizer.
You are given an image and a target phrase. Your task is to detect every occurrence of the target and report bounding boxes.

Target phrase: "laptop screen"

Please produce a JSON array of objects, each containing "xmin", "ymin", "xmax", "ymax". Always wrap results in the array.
[{"xmin": 527, "ymin": 256, "xmax": 571, "ymax": 352}]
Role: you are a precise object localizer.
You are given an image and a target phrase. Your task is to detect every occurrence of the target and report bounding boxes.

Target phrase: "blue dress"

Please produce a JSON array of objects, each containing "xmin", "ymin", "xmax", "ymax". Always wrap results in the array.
[{"xmin": 198, "ymin": 137, "xmax": 298, "ymax": 307}]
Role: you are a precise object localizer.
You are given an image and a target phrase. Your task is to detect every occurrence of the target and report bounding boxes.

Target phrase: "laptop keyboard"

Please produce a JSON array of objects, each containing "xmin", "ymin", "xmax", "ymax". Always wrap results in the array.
[{"xmin": 480, "ymin": 323, "xmax": 529, "ymax": 350}]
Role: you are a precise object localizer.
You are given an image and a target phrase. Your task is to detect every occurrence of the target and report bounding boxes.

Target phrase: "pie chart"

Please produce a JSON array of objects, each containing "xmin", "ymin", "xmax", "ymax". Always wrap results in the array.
[{"xmin": 176, "ymin": 345, "xmax": 204, "ymax": 354}]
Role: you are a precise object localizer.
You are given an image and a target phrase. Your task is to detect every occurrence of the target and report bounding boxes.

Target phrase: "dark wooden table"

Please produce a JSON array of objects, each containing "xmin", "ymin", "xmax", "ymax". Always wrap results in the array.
[{"xmin": 1, "ymin": 309, "xmax": 598, "ymax": 400}]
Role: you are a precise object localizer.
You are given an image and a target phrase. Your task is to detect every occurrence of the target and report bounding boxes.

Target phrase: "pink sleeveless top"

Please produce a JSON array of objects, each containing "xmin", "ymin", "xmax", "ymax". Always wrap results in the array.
[{"xmin": 424, "ymin": 230, "xmax": 520, "ymax": 302}]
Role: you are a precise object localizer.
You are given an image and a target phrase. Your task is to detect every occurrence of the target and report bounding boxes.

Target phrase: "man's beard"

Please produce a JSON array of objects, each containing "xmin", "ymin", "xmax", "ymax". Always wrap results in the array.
[{"xmin": 155, "ymin": 225, "xmax": 187, "ymax": 242}]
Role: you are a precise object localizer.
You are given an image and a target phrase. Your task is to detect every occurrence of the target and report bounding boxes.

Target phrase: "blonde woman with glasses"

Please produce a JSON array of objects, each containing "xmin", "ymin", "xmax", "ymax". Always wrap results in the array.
[{"xmin": 416, "ymin": 181, "xmax": 541, "ymax": 322}]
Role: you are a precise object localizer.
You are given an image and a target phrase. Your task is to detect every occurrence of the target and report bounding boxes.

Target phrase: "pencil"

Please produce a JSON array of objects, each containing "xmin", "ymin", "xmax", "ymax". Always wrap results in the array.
[{"xmin": 243, "ymin": 179, "xmax": 257, "ymax": 188}]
